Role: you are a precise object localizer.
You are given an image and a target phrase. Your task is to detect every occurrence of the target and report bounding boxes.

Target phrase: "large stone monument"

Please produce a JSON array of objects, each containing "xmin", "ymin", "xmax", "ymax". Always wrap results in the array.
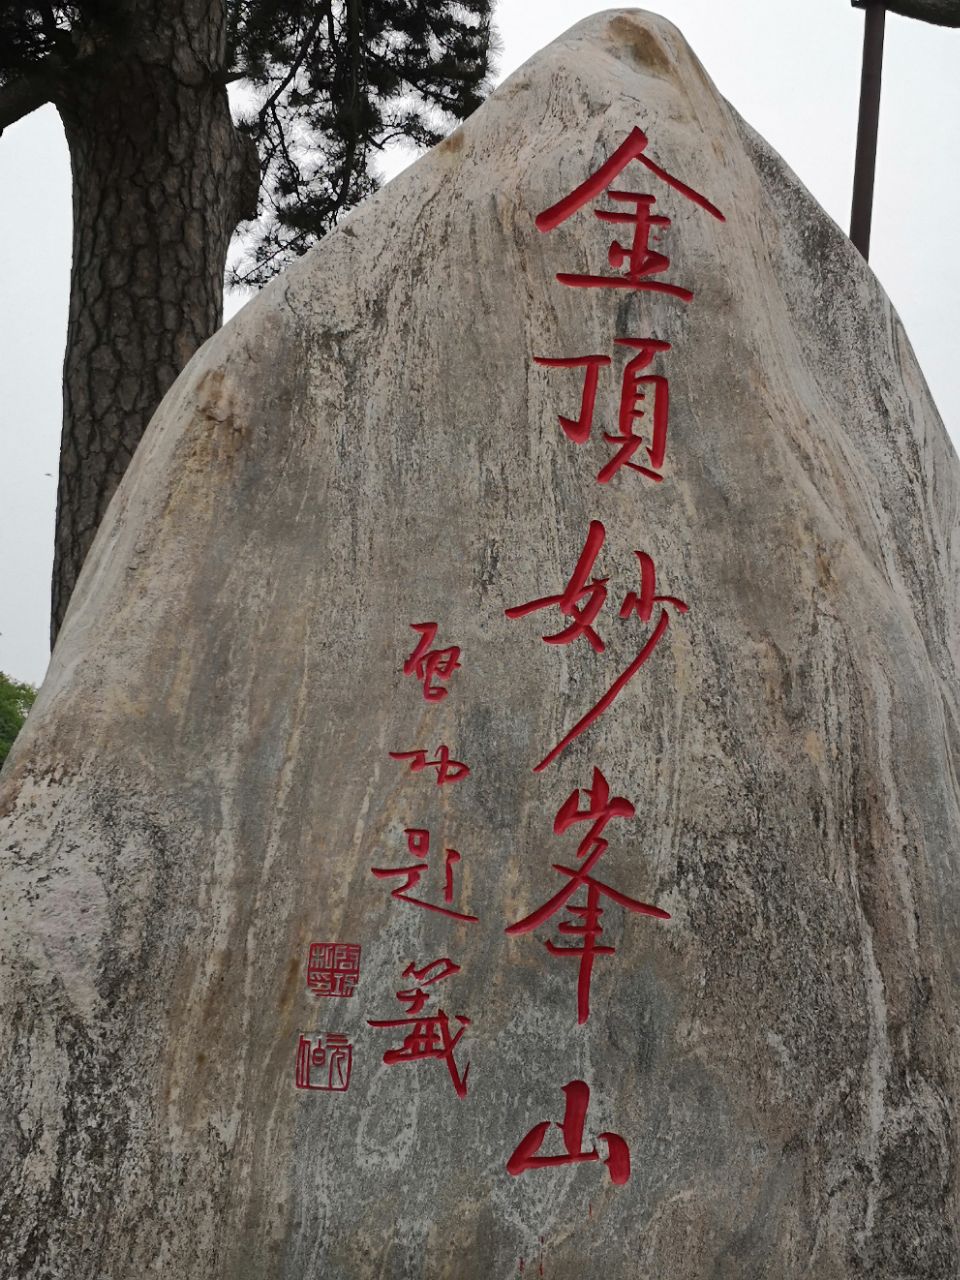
[{"xmin": 2, "ymin": 9, "xmax": 959, "ymax": 1277}]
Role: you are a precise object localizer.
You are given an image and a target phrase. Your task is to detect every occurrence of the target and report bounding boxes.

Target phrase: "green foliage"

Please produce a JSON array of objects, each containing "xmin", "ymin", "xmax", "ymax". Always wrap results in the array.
[
  {"xmin": 0, "ymin": 2, "xmax": 497, "ymax": 285},
  {"xmin": 228, "ymin": 0, "xmax": 497, "ymax": 286},
  {"xmin": 0, "ymin": 671, "xmax": 37, "ymax": 768},
  {"xmin": 0, "ymin": 4, "xmax": 126, "ymax": 80}
]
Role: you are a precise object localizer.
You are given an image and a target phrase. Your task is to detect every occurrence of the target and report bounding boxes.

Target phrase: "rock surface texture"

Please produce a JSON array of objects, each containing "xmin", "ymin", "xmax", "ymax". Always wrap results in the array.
[{"xmin": 3, "ymin": 10, "xmax": 960, "ymax": 1278}]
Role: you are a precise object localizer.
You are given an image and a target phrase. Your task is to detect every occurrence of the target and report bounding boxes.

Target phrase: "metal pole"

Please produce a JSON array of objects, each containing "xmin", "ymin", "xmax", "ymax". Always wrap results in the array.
[{"xmin": 850, "ymin": 1, "xmax": 887, "ymax": 259}]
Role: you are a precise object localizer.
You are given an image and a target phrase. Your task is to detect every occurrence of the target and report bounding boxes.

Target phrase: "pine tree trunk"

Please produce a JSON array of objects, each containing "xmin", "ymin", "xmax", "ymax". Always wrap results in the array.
[{"xmin": 51, "ymin": 2, "xmax": 258, "ymax": 641}]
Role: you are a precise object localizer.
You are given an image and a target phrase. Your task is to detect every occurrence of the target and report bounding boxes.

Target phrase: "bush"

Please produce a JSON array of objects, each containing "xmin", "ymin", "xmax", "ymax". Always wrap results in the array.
[{"xmin": 0, "ymin": 672, "xmax": 37, "ymax": 767}]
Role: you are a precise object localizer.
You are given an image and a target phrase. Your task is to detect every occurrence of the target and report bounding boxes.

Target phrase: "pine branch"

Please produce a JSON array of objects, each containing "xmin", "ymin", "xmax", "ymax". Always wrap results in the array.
[
  {"xmin": 226, "ymin": 0, "xmax": 495, "ymax": 288},
  {"xmin": 255, "ymin": 10, "xmax": 324, "ymax": 121},
  {"xmin": 0, "ymin": 54, "xmax": 66, "ymax": 131},
  {"xmin": 0, "ymin": 5, "xmax": 120, "ymax": 133}
]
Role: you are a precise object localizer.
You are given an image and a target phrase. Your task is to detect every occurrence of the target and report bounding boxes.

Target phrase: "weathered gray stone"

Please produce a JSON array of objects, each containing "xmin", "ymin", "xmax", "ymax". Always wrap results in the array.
[{"xmin": 3, "ymin": 9, "xmax": 960, "ymax": 1278}]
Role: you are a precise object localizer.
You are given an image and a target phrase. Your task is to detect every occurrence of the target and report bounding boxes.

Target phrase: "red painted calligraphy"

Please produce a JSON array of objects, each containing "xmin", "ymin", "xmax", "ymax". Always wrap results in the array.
[
  {"xmin": 533, "ymin": 355, "xmax": 611, "ymax": 445},
  {"xmin": 505, "ymin": 520, "xmax": 688, "ymax": 770},
  {"xmin": 601, "ymin": 338, "xmax": 671, "ymax": 483},
  {"xmin": 507, "ymin": 1080, "xmax": 630, "ymax": 1184},
  {"xmin": 505, "ymin": 519, "xmax": 608, "ymax": 654},
  {"xmin": 294, "ymin": 1033, "xmax": 353, "ymax": 1092},
  {"xmin": 396, "ymin": 957, "xmax": 462, "ymax": 1015},
  {"xmin": 536, "ymin": 338, "xmax": 672, "ymax": 484},
  {"xmin": 554, "ymin": 766, "xmax": 636, "ymax": 859},
  {"xmin": 559, "ymin": 191, "xmax": 692, "ymax": 298},
  {"xmin": 403, "ymin": 622, "xmax": 461, "ymax": 701},
  {"xmin": 306, "ymin": 942, "xmax": 361, "ymax": 998},
  {"xmin": 536, "ymin": 127, "xmax": 725, "ymax": 231},
  {"xmin": 507, "ymin": 770, "xmax": 668, "ymax": 1023},
  {"xmin": 389, "ymin": 745, "xmax": 471, "ymax": 785},
  {"xmin": 497, "ymin": 120, "xmax": 717, "ymax": 1203},
  {"xmin": 536, "ymin": 126, "xmax": 723, "ymax": 297},
  {"xmin": 371, "ymin": 827, "xmax": 479, "ymax": 922},
  {"xmin": 369, "ymin": 958, "xmax": 470, "ymax": 1097}
]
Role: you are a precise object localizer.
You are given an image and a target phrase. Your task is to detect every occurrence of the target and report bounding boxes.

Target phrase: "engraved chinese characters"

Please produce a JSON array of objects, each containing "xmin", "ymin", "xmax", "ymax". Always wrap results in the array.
[
  {"xmin": 502, "ymin": 128, "xmax": 723, "ymax": 1181},
  {"xmin": 295, "ymin": 1034, "xmax": 353, "ymax": 1093},
  {"xmin": 294, "ymin": 945, "xmax": 360, "ymax": 1093},
  {"xmin": 293, "ymin": 125, "xmax": 720, "ymax": 1187},
  {"xmin": 306, "ymin": 943, "xmax": 360, "ymax": 999},
  {"xmin": 506, "ymin": 768, "xmax": 669, "ymax": 1026},
  {"xmin": 294, "ymin": 622, "xmax": 475, "ymax": 1097},
  {"xmin": 506, "ymin": 520, "xmax": 688, "ymax": 772},
  {"xmin": 368, "ymin": 958, "xmax": 471, "ymax": 1098},
  {"xmin": 534, "ymin": 125, "xmax": 723, "ymax": 490},
  {"xmin": 9, "ymin": 10, "xmax": 960, "ymax": 1273},
  {"xmin": 371, "ymin": 623, "xmax": 475, "ymax": 1093}
]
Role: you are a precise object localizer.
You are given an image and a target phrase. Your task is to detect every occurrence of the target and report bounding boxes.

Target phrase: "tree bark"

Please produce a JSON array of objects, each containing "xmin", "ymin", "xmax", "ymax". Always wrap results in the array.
[{"xmin": 51, "ymin": 0, "xmax": 259, "ymax": 641}]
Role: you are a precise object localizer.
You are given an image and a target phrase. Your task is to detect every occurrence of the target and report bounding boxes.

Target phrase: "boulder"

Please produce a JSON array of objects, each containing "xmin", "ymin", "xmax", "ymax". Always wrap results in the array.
[{"xmin": 3, "ymin": 8, "xmax": 960, "ymax": 1277}]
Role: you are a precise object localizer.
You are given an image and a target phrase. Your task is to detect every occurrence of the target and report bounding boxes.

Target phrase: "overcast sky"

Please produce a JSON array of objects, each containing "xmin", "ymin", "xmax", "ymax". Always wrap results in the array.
[{"xmin": 1, "ymin": 1, "xmax": 958, "ymax": 687}]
